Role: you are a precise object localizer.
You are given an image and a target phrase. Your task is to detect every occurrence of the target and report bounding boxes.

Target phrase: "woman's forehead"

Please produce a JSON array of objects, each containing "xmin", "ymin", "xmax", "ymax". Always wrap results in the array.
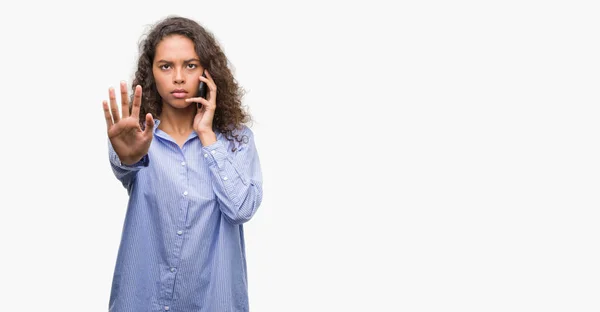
[{"xmin": 155, "ymin": 35, "xmax": 198, "ymax": 60}]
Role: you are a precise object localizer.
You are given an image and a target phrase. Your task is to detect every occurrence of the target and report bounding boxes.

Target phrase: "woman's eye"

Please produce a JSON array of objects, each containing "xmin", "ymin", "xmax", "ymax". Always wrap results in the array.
[
  {"xmin": 160, "ymin": 64, "xmax": 171, "ymax": 70},
  {"xmin": 187, "ymin": 64, "xmax": 198, "ymax": 69}
]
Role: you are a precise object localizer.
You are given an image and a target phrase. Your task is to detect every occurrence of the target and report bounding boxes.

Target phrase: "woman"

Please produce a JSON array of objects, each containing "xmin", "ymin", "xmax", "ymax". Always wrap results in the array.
[{"xmin": 102, "ymin": 15, "xmax": 263, "ymax": 312}]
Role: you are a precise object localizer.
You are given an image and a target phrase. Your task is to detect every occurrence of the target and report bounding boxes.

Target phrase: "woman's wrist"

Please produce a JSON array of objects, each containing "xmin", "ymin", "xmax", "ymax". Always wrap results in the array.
[{"xmin": 197, "ymin": 130, "xmax": 217, "ymax": 146}]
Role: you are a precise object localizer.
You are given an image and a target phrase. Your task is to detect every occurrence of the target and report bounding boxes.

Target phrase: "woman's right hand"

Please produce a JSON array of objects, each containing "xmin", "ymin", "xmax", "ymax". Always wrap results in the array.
[{"xmin": 103, "ymin": 82, "xmax": 154, "ymax": 165}]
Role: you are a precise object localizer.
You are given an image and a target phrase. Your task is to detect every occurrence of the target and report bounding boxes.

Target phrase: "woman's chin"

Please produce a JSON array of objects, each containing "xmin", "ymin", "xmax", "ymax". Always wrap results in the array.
[{"xmin": 165, "ymin": 99, "xmax": 195, "ymax": 110}]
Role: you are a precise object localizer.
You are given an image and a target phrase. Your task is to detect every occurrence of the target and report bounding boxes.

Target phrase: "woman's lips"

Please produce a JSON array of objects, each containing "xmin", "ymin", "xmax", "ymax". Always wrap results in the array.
[{"xmin": 172, "ymin": 92, "xmax": 187, "ymax": 99}]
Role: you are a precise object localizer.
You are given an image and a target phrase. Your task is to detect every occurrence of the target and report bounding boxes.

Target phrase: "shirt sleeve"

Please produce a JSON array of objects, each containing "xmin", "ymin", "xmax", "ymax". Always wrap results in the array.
[
  {"xmin": 201, "ymin": 126, "xmax": 263, "ymax": 225},
  {"xmin": 107, "ymin": 139, "xmax": 149, "ymax": 192}
]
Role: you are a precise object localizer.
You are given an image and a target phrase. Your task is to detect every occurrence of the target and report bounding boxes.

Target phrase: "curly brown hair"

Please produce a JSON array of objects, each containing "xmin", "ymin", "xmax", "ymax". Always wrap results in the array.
[{"xmin": 130, "ymin": 15, "xmax": 251, "ymax": 144}]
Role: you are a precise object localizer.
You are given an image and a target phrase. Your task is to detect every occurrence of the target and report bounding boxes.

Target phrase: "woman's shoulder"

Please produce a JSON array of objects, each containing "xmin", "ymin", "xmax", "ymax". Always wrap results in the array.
[
  {"xmin": 216, "ymin": 124, "xmax": 254, "ymax": 139},
  {"xmin": 215, "ymin": 124, "xmax": 255, "ymax": 152}
]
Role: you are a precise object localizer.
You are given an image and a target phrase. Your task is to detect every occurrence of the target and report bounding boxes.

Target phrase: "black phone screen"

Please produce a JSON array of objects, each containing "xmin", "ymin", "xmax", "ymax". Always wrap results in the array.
[{"xmin": 196, "ymin": 73, "xmax": 207, "ymax": 109}]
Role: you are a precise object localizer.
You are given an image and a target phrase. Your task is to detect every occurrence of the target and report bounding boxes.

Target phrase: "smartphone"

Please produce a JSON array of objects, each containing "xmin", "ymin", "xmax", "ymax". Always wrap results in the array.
[{"xmin": 196, "ymin": 72, "xmax": 207, "ymax": 109}]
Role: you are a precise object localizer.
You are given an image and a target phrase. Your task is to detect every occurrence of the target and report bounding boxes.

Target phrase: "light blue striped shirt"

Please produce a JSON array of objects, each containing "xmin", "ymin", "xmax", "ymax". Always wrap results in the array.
[{"xmin": 107, "ymin": 119, "xmax": 263, "ymax": 312}]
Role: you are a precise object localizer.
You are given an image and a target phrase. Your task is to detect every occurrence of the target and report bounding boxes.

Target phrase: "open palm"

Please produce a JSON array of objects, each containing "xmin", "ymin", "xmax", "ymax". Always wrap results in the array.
[{"xmin": 102, "ymin": 82, "xmax": 154, "ymax": 165}]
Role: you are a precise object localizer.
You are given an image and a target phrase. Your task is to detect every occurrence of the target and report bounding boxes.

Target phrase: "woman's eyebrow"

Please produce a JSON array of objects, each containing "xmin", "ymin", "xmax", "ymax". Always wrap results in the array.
[{"xmin": 156, "ymin": 58, "xmax": 200, "ymax": 63}]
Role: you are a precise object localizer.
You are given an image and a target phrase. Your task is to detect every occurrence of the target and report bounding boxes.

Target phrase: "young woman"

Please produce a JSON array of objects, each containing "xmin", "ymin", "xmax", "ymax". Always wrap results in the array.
[{"xmin": 102, "ymin": 15, "xmax": 263, "ymax": 312}]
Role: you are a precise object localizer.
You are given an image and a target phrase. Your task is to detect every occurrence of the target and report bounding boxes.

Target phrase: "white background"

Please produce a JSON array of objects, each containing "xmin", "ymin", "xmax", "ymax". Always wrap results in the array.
[{"xmin": 0, "ymin": 0, "xmax": 598, "ymax": 311}]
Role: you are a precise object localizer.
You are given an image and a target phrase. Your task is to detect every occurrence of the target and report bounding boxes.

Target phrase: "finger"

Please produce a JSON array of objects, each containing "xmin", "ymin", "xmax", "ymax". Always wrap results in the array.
[
  {"xmin": 143, "ymin": 113, "xmax": 154, "ymax": 138},
  {"xmin": 120, "ymin": 81, "xmax": 130, "ymax": 118},
  {"xmin": 185, "ymin": 97, "xmax": 207, "ymax": 104},
  {"xmin": 200, "ymin": 72, "xmax": 218, "ymax": 105},
  {"xmin": 109, "ymin": 87, "xmax": 120, "ymax": 123},
  {"xmin": 199, "ymin": 71, "xmax": 217, "ymax": 92},
  {"xmin": 102, "ymin": 100, "xmax": 114, "ymax": 130},
  {"xmin": 185, "ymin": 97, "xmax": 213, "ymax": 110},
  {"xmin": 131, "ymin": 85, "xmax": 142, "ymax": 119}
]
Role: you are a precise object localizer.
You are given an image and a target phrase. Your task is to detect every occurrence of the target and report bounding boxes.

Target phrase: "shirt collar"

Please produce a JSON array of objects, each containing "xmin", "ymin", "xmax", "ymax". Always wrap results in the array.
[{"xmin": 153, "ymin": 118, "xmax": 161, "ymax": 132}]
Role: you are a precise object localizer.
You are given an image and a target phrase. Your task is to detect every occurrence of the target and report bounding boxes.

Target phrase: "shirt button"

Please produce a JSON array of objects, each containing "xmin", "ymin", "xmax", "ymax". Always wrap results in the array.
[
  {"xmin": 211, "ymin": 150, "xmax": 216, "ymax": 155},
  {"xmin": 177, "ymin": 230, "xmax": 183, "ymax": 235},
  {"xmin": 164, "ymin": 306, "xmax": 170, "ymax": 311},
  {"xmin": 181, "ymin": 161, "xmax": 186, "ymax": 166},
  {"xmin": 183, "ymin": 191, "xmax": 188, "ymax": 196},
  {"xmin": 204, "ymin": 153, "xmax": 208, "ymax": 158},
  {"xmin": 170, "ymin": 267, "xmax": 177, "ymax": 272},
  {"xmin": 223, "ymin": 176, "xmax": 228, "ymax": 181}
]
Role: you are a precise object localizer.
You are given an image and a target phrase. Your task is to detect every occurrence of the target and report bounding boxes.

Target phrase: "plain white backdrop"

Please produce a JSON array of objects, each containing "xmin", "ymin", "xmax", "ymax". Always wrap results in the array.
[{"xmin": 0, "ymin": 0, "xmax": 599, "ymax": 311}]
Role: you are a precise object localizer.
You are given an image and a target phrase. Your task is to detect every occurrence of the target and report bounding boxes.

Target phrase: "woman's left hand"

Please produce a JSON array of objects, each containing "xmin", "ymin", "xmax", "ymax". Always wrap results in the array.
[{"xmin": 187, "ymin": 69, "xmax": 217, "ymax": 135}]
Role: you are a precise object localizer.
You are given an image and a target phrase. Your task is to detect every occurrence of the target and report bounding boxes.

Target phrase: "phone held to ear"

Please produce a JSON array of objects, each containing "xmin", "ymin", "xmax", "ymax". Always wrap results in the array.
[{"xmin": 197, "ymin": 72, "xmax": 207, "ymax": 109}]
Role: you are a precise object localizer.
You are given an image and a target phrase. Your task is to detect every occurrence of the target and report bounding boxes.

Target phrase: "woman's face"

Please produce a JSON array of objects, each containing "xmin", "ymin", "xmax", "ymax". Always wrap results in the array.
[{"xmin": 152, "ymin": 34, "xmax": 204, "ymax": 109}]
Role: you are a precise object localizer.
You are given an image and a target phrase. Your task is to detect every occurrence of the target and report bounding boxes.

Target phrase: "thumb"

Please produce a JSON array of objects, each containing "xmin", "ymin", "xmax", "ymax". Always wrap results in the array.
[{"xmin": 143, "ymin": 113, "xmax": 154, "ymax": 138}]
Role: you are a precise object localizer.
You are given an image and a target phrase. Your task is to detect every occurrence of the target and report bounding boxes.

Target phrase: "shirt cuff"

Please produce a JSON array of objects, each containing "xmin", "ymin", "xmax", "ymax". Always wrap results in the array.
[
  {"xmin": 201, "ymin": 140, "xmax": 228, "ymax": 168},
  {"xmin": 118, "ymin": 154, "xmax": 149, "ymax": 169}
]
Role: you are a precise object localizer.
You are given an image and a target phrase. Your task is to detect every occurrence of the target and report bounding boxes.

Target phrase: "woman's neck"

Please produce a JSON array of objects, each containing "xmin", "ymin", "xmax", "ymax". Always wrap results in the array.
[{"xmin": 157, "ymin": 104, "xmax": 195, "ymax": 137}]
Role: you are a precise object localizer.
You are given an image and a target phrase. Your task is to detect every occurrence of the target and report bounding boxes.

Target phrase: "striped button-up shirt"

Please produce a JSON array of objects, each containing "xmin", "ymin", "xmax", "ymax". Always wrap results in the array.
[{"xmin": 107, "ymin": 119, "xmax": 263, "ymax": 312}]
